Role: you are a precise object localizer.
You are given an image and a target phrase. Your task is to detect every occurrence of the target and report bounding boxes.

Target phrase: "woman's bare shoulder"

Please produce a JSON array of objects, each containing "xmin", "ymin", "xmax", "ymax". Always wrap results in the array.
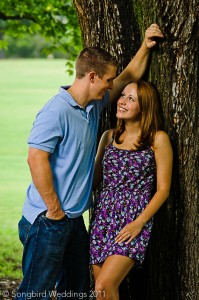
[
  {"xmin": 153, "ymin": 130, "xmax": 172, "ymax": 151},
  {"xmin": 98, "ymin": 129, "xmax": 114, "ymax": 150}
]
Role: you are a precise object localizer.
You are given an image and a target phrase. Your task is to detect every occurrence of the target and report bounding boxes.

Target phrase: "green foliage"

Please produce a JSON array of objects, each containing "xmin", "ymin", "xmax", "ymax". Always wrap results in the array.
[{"xmin": 0, "ymin": 0, "xmax": 82, "ymax": 60}]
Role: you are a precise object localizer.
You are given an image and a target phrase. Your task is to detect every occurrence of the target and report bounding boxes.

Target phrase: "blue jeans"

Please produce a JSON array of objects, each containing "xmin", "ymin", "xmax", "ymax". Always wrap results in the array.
[{"xmin": 15, "ymin": 213, "xmax": 90, "ymax": 300}]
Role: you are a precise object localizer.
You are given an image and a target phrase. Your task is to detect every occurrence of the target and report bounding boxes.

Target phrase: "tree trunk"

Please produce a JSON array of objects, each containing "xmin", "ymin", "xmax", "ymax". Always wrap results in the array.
[
  {"xmin": 73, "ymin": 0, "xmax": 142, "ymax": 136},
  {"xmin": 73, "ymin": 1, "xmax": 199, "ymax": 299}
]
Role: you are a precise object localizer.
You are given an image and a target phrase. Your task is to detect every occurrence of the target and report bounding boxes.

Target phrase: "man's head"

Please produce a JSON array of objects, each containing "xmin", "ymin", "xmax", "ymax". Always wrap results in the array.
[{"xmin": 75, "ymin": 47, "xmax": 117, "ymax": 79}]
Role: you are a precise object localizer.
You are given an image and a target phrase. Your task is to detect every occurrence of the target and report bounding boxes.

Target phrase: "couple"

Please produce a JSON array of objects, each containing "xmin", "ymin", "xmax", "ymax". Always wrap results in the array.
[{"xmin": 16, "ymin": 24, "xmax": 172, "ymax": 300}]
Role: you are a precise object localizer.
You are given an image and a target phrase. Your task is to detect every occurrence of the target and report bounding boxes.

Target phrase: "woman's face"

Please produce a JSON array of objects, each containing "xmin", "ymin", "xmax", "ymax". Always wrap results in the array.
[{"xmin": 116, "ymin": 83, "xmax": 141, "ymax": 121}]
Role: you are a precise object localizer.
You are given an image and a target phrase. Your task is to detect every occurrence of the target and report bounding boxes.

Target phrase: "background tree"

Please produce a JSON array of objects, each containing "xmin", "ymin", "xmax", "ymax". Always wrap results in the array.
[
  {"xmin": 73, "ymin": 1, "xmax": 199, "ymax": 300},
  {"xmin": 0, "ymin": 0, "xmax": 82, "ymax": 65}
]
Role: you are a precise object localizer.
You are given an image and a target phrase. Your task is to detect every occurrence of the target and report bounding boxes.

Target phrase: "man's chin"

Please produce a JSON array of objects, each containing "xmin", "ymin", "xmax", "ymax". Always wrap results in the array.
[
  {"xmin": 95, "ymin": 95, "xmax": 104, "ymax": 100},
  {"xmin": 94, "ymin": 91, "xmax": 106, "ymax": 100}
]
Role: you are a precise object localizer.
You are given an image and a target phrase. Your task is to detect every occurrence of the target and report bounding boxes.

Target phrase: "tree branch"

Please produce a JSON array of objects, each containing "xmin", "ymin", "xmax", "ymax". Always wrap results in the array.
[{"xmin": 0, "ymin": 11, "xmax": 37, "ymax": 22}]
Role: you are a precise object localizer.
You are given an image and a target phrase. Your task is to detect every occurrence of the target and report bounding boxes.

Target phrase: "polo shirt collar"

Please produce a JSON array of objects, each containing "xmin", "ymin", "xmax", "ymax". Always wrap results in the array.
[
  {"xmin": 59, "ymin": 86, "xmax": 94, "ymax": 112},
  {"xmin": 59, "ymin": 86, "xmax": 78, "ymax": 107}
]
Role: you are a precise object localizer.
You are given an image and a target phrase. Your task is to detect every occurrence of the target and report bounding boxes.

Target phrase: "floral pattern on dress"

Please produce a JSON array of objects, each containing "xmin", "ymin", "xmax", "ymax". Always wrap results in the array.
[{"xmin": 89, "ymin": 143, "xmax": 156, "ymax": 267}]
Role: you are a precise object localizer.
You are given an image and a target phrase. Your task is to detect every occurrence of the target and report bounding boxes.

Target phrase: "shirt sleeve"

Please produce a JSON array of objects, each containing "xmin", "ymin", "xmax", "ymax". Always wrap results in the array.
[{"xmin": 28, "ymin": 110, "xmax": 62, "ymax": 153}]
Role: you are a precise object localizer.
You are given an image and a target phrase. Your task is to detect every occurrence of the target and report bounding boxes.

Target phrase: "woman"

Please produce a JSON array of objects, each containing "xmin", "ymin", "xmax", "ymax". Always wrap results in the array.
[{"xmin": 89, "ymin": 80, "xmax": 173, "ymax": 300}]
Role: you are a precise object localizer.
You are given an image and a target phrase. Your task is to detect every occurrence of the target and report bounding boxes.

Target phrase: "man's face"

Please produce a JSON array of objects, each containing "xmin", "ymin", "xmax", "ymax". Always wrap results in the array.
[{"xmin": 91, "ymin": 65, "xmax": 117, "ymax": 100}]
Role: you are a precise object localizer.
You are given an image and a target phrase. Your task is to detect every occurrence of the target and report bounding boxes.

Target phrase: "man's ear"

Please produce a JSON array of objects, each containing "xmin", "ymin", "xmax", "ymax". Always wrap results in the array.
[{"xmin": 89, "ymin": 71, "xmax": 97, "ymax": 83}]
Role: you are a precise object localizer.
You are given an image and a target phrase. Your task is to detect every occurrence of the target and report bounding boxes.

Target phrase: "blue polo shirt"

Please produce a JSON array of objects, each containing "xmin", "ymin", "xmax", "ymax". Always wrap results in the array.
[{"xmin": 22, "ymin": 86, "xmax": 110, "ymax": 224}]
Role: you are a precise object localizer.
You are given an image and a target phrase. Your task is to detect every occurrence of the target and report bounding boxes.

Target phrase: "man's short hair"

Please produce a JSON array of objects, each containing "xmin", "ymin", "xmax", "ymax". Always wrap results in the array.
[{"xmin": 75, "ymin": 47, "xmax": 117, "ymax": 79}]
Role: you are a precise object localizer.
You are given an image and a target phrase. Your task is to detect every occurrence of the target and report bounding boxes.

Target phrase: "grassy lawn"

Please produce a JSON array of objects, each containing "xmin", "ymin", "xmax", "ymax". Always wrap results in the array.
[{"xmin": 0, "ymin": 58, "xmax": 88, "ymax": 279}]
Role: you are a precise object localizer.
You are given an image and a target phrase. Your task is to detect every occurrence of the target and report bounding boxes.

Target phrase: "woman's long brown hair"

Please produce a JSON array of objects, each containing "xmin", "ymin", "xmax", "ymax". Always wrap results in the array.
[{"xmin": 114, "ymin": 80, "xmax": 163, "ymax": 150}]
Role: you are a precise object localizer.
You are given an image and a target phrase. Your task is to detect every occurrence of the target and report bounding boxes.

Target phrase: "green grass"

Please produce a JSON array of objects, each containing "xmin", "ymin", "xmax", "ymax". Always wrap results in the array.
[{"xmin": 0, "ymin": 58, "xmax": 79, "ymax": 279}]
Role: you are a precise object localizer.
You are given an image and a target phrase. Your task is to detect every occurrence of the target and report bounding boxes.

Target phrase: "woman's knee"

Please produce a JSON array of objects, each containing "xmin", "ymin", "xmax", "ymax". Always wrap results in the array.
[{"xmin": 95, "ymin": 277, "xmax": 116, "ymax": 299}]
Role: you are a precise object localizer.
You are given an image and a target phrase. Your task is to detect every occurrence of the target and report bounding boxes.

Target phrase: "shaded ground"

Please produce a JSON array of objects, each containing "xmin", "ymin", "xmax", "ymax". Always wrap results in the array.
[
  {"xmin": 0, "ymin": 277, "xmax": 132, "ymax": 300},
  {"xmin": 0, "ymin": 279, "xmax": 57, "ymax": 300},
  {"xmin": 0, "ymin": 279, "xmax": 21, "ymax": 300}
]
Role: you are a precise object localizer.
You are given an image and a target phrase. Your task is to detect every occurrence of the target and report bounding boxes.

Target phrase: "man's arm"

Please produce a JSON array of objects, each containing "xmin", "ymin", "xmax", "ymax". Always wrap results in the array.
[
  {"xmin": 27, "ymin": 148, "xmax": 65, "ymax": 220},
  {"xmin": 109, "ymin": 24, "xmax": 164, "ymax": 102}
]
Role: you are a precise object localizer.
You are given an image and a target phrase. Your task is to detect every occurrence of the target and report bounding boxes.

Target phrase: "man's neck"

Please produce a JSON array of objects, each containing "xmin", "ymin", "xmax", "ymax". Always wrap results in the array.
[{"xmin": 67, "ymin": 79, "xmax": 91, "ymax": 108}]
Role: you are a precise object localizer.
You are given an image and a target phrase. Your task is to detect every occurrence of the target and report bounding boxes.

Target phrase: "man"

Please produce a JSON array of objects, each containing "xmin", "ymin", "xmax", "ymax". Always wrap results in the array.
[{"xmin": 16, "ymin": 24, "xmax": 163, "ymax": 299}]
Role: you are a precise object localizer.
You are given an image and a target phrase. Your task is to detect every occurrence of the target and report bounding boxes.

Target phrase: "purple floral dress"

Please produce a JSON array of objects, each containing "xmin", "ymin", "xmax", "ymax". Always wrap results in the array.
[{"xmin": 89, "ymin": 143, "xmax": 156, "ymax": 267}]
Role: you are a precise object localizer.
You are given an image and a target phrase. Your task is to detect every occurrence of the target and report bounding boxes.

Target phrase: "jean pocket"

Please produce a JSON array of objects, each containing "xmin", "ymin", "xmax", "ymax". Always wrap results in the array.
[
  {"xmin": 44, "ymin": 214, "xmax": 67, "ymax": 223},
  {"xmin": 18, "ymin": 216, "xmax": 32, "ymax": 245},
  {"xmin": 41, "ymin": 214, "xmax": 68, "ymax": 230}
]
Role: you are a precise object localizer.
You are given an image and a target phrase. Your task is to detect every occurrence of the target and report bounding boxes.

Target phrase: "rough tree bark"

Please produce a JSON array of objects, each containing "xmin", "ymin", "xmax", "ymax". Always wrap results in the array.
[
  {"xmin": 73, "ymin": 0, "xmax": 142, "ymax": 135},
  {"xmin": 73, "ymin": 1, "xmax": 199, "ymax": 299}
]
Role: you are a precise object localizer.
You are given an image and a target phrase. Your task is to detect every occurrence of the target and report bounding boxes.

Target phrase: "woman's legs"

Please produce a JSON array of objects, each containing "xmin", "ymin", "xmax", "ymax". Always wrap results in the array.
[
  {"xmin": 92, "ymin": 255, "xmax": 134, "ymax": 300},
  {"xmin": 92, "ymin": 263, "xmax": 102, "ymax": 282}
]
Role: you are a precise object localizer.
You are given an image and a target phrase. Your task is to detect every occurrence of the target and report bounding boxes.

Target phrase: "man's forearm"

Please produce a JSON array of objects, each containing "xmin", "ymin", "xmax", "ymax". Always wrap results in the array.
[
  {"xmin": 124, "ymin": 41, "xmax": 150, "ymax": 82},
  {"xmin": 109, "ymin": 43, "xmax": 150, "ymax": 102},
  {"xmin": 129, "ymin": 23, "xmax": 164, "ymax": 82},
  {"xmin": 28, "ymin": 148, "xmax": 65, "ymax": 220}
]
